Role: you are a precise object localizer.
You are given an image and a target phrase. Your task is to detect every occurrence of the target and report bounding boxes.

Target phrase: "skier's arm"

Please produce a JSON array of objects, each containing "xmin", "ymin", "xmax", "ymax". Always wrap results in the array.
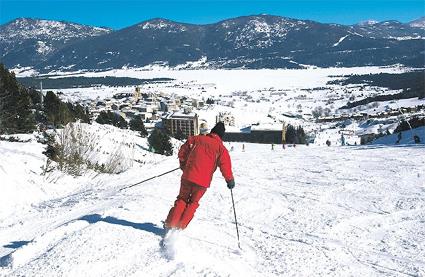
[
  {"xmin": 218, "ymin": 147, "xmax": 234, "ymax": 182},
  {"xmin": 178, "ymin": 137, "xmax": 193, "ymax": 169}
]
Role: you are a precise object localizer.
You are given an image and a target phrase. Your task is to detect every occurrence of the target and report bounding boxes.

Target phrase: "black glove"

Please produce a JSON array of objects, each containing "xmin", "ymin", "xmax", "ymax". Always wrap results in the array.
[
  {"xmin": 179, "ymin": 161, "xmax": 185, "ymax": 170},
  {"xmin": 227, "ymin": 179, "xmax": 235, "ymax": 189}
]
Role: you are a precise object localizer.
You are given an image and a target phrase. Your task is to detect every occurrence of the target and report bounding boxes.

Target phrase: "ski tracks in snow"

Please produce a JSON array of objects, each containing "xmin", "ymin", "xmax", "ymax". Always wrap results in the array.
[{"xmin": 1, "ymin": 144, "xmax": 425, "ymax": 276}]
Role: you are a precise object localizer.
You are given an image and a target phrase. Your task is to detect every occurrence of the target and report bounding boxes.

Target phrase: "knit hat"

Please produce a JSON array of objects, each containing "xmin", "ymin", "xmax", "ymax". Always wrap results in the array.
[
  {"xmin": 199, "ymin": 122, "xmax": 209, "ymax": 135},
  {"xmin": 210, "ymin": 122, "xmax": 225, "ymax": 139}
]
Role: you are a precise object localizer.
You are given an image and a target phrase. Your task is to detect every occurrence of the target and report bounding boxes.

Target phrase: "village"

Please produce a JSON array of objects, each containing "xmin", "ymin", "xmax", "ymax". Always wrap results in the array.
[
  {"xmin": 74, "ymin": 86, "xmax": 225, "ymax": 136},
  {"xmin": 67, "ymin": 84, "xmax": 424, "ymax": 146}
]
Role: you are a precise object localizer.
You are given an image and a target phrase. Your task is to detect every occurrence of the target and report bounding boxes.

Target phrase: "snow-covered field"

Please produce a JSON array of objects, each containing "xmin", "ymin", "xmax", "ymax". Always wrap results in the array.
[
  {"xmin": 1, "ymin": 126, "xmax": 424, "ymax": 276},
  {"xmin": 40, "ymin": 66, "xmax": 413, "ymax": 104}
]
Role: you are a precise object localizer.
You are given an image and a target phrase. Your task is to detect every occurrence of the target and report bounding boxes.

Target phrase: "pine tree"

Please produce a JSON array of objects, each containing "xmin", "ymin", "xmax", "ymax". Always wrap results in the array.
[
  {"xmin": 140, "ymin": 128, "xmax": 148, "ymax": 138},
  {"xmin": 129, "ymin": 115, "xmax": 148, "ymax": 137},
  {"xmin": 129, "ymin": 115, "xmax": 146, "ymax": 132},
  {"xmin": 284, "ymin": 124, "xmax": 307, "ymax": 144},
  {"xmin": 42, "ymin": 91, "xmax": 90, "ymax": 127},
  {"xmin": 148, "ymin": 128, "xmax": 173, "ymax": 156},
  {"xmin": 43, "ymin": 91, "xmax": 62, "ymax": 126},
  {"xmin": 59, "ymin": 102, "xmax": 74, "ymax": 127},
  {"xmin": 285, "ymin": 125, "xmax": 296, "ymax": 144},
  {"xmin": 296, "ymin": 126, "xmax": 307, "ymax": 144},
  {"xmin": 14, "ymin": 89, "xmax": 35, "ymax": 133},
  {"xmin": 0, "ymin": 64, "xmax": 35, "ymax": 134},
  {"xmin": 96, "ymin": 111, "xmax": 128, "ymax": 129}
]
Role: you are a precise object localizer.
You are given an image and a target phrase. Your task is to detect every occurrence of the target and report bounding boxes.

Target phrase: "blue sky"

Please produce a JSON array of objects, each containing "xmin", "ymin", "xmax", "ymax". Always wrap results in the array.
[{"xmin": 1, "ymin": 0, "xmax": 424, "ymax": 29}]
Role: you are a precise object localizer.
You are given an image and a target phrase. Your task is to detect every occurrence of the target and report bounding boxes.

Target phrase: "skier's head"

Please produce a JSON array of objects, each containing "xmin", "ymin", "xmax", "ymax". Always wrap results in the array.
[
  {"xmin": 199, "ymin": 122, "xmax": 209, "ymax": 135},
  {"xmin": 210, "ymin": 122, "xmax": 225, "ymax": 139}
]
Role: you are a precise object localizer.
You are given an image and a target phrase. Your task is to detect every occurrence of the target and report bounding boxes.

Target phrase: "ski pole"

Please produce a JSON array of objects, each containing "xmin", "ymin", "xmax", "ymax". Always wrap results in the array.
[
  {"xmin": 119, "ymin": 167, "xmax": 179, "ymax": 192},
  {"xmin": 230, "ymin": 188, "xmax": 241, "ymax": 249}
]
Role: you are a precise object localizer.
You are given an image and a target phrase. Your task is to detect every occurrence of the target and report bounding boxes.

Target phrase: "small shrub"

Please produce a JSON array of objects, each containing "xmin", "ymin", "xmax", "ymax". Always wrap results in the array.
[{"xmin": 44, "ymin": 122, "xmax": 130, "ymax": 175}]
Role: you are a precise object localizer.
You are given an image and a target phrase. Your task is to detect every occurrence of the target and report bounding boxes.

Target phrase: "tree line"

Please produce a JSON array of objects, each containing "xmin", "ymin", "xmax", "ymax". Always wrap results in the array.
[
  {"xmin": 331, "ymin": 70, "xmax": 425, "ymax": 109},
  {"xmin": 285, "ymin": 125, "xmax": 307, "ymax": 144},
  {"xmin": 0, "ymin": 64, "xmax": 90, "ymax": 135},
  {"xmin": 17, "ymin": 76, "xmax": 173, "ymax": 89}
]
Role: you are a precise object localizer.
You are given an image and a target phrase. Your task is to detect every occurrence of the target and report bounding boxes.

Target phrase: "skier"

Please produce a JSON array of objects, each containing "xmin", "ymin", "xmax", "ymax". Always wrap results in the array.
[
  {"xmin": 164, "ymin": 122, "xmax": 235, "ymax": 230},
  {"xmin": 414, "ymin": 135, "xmax": 420, "ymax": 144}
]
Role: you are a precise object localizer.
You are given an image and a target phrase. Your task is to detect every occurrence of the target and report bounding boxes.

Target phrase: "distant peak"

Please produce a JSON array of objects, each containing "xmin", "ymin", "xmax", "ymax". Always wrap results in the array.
[
  {"xmin": 379, "ymin": 20, "xmax": 402, "ymax": 25},
  {"xmin": 138, "ymin": 18, "xmax": 188, "ymax": 31},
  {"xmin": 2, "ymin": 17, "xmax": 111, "ymax": 32},
  {"xmin": 409, "ymin": 16, "xmax": 425, "ymax": 28},
  {"xmin": 358, "ymin": 20, "xmax": 379, "ymax": 26},
  {"xmin": 145, "ymin": 18, "xmax": 172, "ymax": 23}
]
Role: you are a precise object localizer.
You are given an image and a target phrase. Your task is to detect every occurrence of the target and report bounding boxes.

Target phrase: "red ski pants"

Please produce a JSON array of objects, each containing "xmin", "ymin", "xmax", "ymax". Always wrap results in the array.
[{"xmin": 165, "ymin": 179, "xmax": 207, "ymax": 229}]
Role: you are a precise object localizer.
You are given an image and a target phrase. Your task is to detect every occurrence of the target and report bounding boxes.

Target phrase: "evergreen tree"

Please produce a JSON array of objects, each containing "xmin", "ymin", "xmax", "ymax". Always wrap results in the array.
[
  {"xmin": 57, "ymin": 102, "xmax": 73, "ymax": 127},
  {"xmin": 285, "ymin": 125, "xmax": 297, "ymax": 144},
  {"xmin": 285, "ymin": 124, "xmax": 307, "ymax": 144},
  {"xmin": 68, "ymin": 102, "xmax": 90, "ymax": 124},
  {"xmin": 43, "ymin": 91, "xmax": 90, "ymax": 127},
  {"xmin": 129, "ymin": 115, "xmax": 146, "ymax": 131},
  {"xmin": 0, "ymin": 65, "xmax": 90, "ymax": 132},
  {"xmin": 28, "ymin": 88, "xmax": 43, "ymax": 108},
  {"xmin": 148, "ymin": 128, "xmax": 173, "ymax": 156},
  {"xmin": 96, "ymin": 111, "xmax": 128, "ymax": 129},
  {"xmin": 0, "ymin": 64, "xmax": 35, "ymax": 134},
  {"xmin": 14, "ymin": 89, "xmax": 36, "ymax": 133},
  {"xmin": 43, "ymin": 91, "xmax": 62, "ymax": 126},
  {"xmin": 174, "ymin": 128, "xmax": 186, "ymax": 141},
  {"xmin": 41, "ymin": 131, "xmax": 58, "ymax": 161},
  {"xmin": 140, "ymin": 127, "xmax": 148, "ymax": 138},
  {"xmin": 296, "ymin": 126, "xmax": 307, "ymax": 144},
  {"xmin": 95, "ymin": 111, "xmax": 109, "ymax": 125}
]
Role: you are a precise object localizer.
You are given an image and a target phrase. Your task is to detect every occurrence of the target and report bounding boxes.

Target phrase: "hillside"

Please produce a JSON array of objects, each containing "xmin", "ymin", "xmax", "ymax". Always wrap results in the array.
[{"xmin": 0, "ymin": 18, "xmax": 111, "ymax": 69}]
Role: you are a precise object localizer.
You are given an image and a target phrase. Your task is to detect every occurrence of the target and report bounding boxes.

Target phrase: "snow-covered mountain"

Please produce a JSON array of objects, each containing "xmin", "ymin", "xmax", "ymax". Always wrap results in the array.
[
  {"xmin": 357, "ymin": 20, "xmax": 380, "ymax": 26},
  {"xmin": 409, "ymin": 16, "xmax": 425, "ymax": 28},
  {"xmin": 0, "ymin": 18, "xmax": 111, "ymax": 68},
  {"xmin": 1, "ymin": 15, "xmax": 424, "ymax": 71},
  {"xmin": 352, "ymin": 19, "xmax": 425, "ymax": 40}
]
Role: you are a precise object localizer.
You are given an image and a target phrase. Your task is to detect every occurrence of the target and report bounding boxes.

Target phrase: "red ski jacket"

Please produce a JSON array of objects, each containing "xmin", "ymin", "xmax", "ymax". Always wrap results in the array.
[{"xmin": 178, "ymin": 133, "xmax": 234, "ymax": 188}]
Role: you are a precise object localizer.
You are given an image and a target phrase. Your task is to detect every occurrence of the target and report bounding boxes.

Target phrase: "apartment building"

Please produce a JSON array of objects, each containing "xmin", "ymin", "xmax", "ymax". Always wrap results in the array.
[{"xmin": 162, "ymin": 112, "xmax": 199, "ymax": 137}]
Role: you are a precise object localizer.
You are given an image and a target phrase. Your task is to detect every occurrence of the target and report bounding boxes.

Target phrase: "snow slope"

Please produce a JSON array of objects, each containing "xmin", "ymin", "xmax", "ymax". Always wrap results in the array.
[{"xmin": 1, "ymin": 128, "xmax": 424, "ymax": 276}]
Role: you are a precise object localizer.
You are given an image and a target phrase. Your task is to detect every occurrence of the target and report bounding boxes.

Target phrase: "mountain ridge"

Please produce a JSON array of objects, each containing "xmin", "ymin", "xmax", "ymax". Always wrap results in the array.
[{"xmin": 1, "ymin": 15, "xmax": 424, "ymax": 72}]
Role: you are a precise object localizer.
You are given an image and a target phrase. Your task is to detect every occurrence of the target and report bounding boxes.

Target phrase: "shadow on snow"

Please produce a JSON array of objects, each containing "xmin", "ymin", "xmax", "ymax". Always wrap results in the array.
[
  {"xmin": 78, "ymin": 214, "xmax": 165, "ymax": 237},
  {"xmin": 3, "ymin": 240, "xmax": 32, "ymax": 249},
  {"xmin": 351, "ymin": 144, "xmax": 425, "ymax": 150},
  {"xmin": 0, "ymin": 240, "xmax": 33, "ymax": 267}
]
